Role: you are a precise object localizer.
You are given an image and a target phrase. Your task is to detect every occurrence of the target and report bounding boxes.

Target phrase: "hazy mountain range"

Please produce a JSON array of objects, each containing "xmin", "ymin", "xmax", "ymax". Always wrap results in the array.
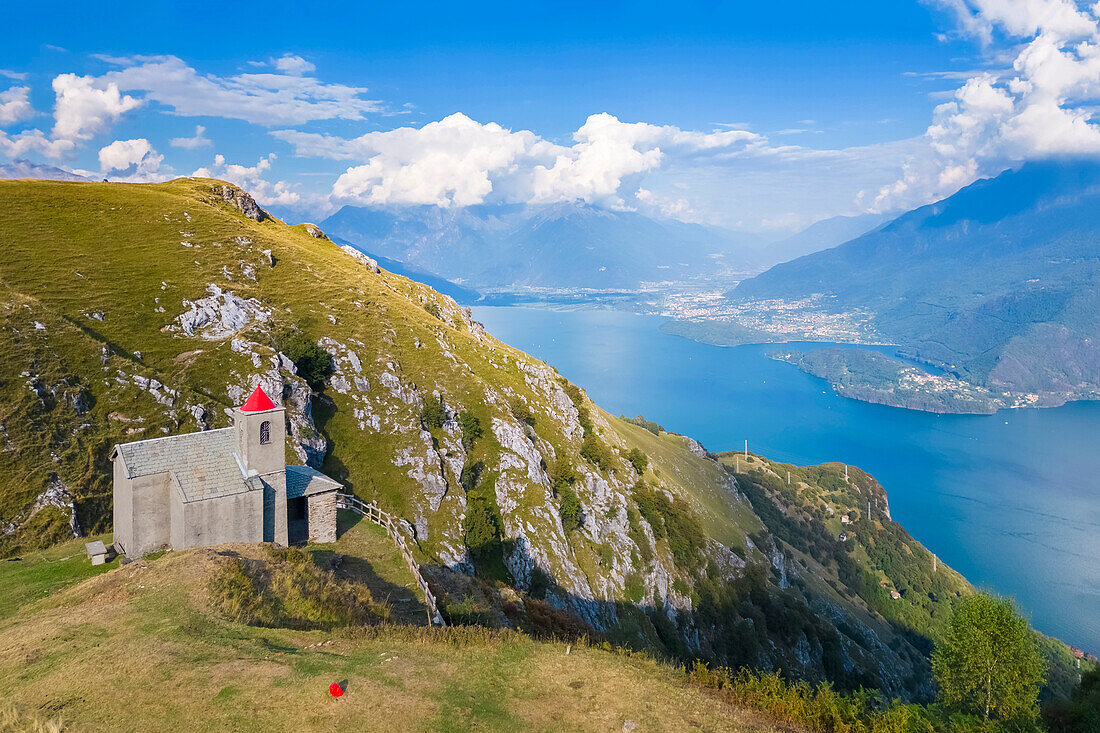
[
  {"xmin": 319, "ymin": 201, "xmax": 895, "ymax": 293},
  {"xmin": 320, "ymin": 202, "xmax": 773, "ymax": 290},
  {"xmin": 0, "ymin": 160, "xmax": 91, "ymax": 182},
  {"xmin": 732, "ymin": 161, "xmax": 1100, "ymax": 405}
]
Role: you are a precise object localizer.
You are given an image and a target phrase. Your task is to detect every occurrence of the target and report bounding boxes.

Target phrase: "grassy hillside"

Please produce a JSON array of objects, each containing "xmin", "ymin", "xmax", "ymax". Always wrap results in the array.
[
  {"xmin": 0, "ymin": 178, "xmax": 1082, "ymax": 701},
  {"xmin": 0, "ymin": 528, "xmax": 783, "ymax": 733}
]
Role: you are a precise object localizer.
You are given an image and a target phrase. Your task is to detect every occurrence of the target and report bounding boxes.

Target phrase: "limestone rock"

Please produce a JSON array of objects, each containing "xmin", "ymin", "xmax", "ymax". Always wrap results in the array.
[
  {"xmin": 338, "ymin": 244, "xmax": 380, "ymax": 274},
  {"xmin": 174, "ymin": 284, "xmax": 271, "ymax": 340},
  {"xmin": 214, "ymin": 184, "xmax": 268, "ymax": 222},
  {"xmin": 31, "ymin": 476, "xmax": 81, "ymax": 537}
]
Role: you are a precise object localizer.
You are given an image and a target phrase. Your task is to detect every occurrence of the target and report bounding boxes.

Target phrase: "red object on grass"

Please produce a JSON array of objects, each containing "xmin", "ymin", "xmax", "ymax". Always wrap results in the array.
[
  {"xmin": 241, "ymin": 385, "xmax": 277, "ymax": 412},
  {"xmin": 329, "ymin": 682, "xmax": 344, "ymax": 697}
]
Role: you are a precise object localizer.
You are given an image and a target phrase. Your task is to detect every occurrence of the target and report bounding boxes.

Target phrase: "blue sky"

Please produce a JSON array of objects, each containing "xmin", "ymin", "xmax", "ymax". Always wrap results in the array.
[{"xmin": 3, "ymin": 0, "xmax": 1100, "ymax": 231}]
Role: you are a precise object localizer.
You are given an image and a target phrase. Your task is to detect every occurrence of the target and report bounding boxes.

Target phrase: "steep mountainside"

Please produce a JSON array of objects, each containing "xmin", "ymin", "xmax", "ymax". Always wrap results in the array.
[
  {"xmin": 731, "ymin": 162, "xmax": 1100, "ymax": 406},
  {"xmin": 757, "ymin": 212, "xmax": 892, "ymax": 266},
  {"xmin": 321, "ymin": 202, "xmax": 766, "ymax": 291},
  {"xmin": 0, "ymin": 178, "xmax": 1080, "ymax": 700}
]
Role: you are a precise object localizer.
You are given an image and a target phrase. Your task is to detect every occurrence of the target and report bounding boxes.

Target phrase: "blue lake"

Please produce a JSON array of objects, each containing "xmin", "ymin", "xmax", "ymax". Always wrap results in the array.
[{"xmin": 472, "ymin": 305, "xmax": 1100, "ymax": 654}]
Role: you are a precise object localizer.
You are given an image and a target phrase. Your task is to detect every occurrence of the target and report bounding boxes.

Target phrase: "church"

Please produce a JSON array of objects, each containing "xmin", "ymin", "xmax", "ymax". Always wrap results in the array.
[{"xmin": 111, "ymin": 385, "xmax": 341, "ymax": 558}]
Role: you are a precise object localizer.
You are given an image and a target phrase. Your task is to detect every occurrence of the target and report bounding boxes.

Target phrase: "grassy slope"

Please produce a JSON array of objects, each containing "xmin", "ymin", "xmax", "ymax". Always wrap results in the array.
[
  {"xmin": 0, "ymin": 534, "xmax": 781, "ymax": 733},
  {"xmin": 0, "ymin": 178, "xmax": 1082, "ymax": 700}
]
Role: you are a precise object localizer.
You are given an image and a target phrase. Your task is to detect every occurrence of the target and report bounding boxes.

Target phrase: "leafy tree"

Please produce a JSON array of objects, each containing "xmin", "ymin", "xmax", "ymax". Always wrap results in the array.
[
  {"xmin": 932, "ymin": 593, "xmax": 1045, "ymax": 723},
  {"xmin": 419, "ymin": 394, "xmax": 447, "ymax": 429},
  {"xmin": 558, "ymin": 484, "xmax": 582, "ymax": 531},
  {"xmin": 509, "ymin": 400, "xmax": 536, "ymax": 426},
  {"xmin": 626, "ymin": 447, "xmax": 648, "ymax": 475},
  {"xmin": 464, "ymin": 497, "xmax": 498, "ymax": 558},
  {"xmin": 1044, "ymin": 666, "xmax": 1100, "ymax": 732},
  {"xmin": 278, "ymin": 331, "xmax": 333, "ymax": 390},
  {"xmin": 458, "ymin": 410, "xmax": 482, "ymax": 449},
  {"xmin": 580, "ymin": 434, "xmax": 612, "ymax": 470}
]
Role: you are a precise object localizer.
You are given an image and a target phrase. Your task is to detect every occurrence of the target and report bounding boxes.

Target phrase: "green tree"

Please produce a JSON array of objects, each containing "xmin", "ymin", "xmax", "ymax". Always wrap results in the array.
[
  {"xmin": 278, "ymin": 331, "xmax": 333, "ymax": 390},
  {"xmin": 458, "ymin": 410, "xmax": 482, "ymax": 449},
  {"xmin": 419, "ymin": 394, "xmax": 447, "ymax": 429},
  {"xmin": 557, "ymin": 484, "xmax": 582, "ymax": 531},
  {"xmin": 626, "ymin": 447, "xmax": 648, "ymax": 475},
  {"xmin": 580, "ymin": 434, "xmax": 612, "ymax": 470},
  {"xmin": 464, "ymin": 497, "xmax": 498, "ymax": 558},
  {"xmin": 932, "ymin": 593, "xmax": 1045, "ymax": 723}
]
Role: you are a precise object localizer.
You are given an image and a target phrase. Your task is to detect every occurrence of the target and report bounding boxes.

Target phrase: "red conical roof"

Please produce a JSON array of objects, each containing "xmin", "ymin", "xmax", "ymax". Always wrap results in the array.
[{"xmin": 241, "ymin": 385, "xmax": 277, "ymax": 412}]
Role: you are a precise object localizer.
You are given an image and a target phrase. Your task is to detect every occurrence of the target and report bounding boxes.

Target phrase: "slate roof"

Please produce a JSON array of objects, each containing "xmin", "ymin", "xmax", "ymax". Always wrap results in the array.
[
  {"xmin": 114, "ymin": 427, "xmax": 250, "ymax": 503},
  {"xmin": 285, "ymin": 464, "xmax": 342, "ymax": 499}
]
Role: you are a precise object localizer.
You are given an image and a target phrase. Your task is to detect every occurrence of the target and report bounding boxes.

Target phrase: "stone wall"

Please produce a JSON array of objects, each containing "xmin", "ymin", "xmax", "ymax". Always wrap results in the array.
[{"xmin": 307, "ymin": 491, "xmax": 337, "ymax": 543}]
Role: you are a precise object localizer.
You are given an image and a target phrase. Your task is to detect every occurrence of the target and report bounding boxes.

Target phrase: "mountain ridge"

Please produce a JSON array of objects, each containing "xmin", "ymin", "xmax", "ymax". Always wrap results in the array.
[
  {"xmin": 321, "ymin": 201, "xmax": 769, "ymax": 291},
  {"xmin": 0, "ymin": 177, "xmax": 1083, "ymax": 703},
  {"xmin": 718, "ymin": 161, "xmax": 1100, "ymax": 408}
]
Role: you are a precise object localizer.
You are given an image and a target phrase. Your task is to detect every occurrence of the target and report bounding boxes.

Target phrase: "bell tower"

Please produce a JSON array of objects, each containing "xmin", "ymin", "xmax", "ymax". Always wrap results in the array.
[{"xmin": 235, "ymin": 385, "xmax": 285, "ymax": 476}]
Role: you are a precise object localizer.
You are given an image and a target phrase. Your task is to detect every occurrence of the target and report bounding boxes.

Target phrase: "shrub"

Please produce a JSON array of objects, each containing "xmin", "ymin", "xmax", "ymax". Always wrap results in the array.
[
  {"xmin": 631, "ymin": 481, "xmax": 705, "ymax": 570},
  {"xmin": 424, "ymin": 302, "xmax": 442, "ymax": 319},
  {"xmin": 558, "ymin": 483, "xmax": 582, "ymax": 531},
  {"xmin": 580, "ymin": 434, "xmax": 612, "ymax": 470},
  {"xmin": 278, "ymin": 331, "xmax": 333, "ymax": 390},
  {"xmin": 460, "ymin": 460, "xmax": 483, "ymax": 493},
  {"xmin": 458, "ymin": 410, "xmax": 482, "ymax": 449},
  {"xmin": 463, "ymin": 497, "xmax": 499, "ymax": 558},
  {"xmin": 510, "ymin": 400, "xmax": 537, "ymax": 426},
  {"xmin": 622, "ymin": 414, "xmax": 663, "ymax": 435},
  {"xmin": 626, "ymin": 447, "xmax": 648, "ymax": 475},
  {"xmin": 419, "ymin": 394, "xmax": 447, "ymax": 429}
]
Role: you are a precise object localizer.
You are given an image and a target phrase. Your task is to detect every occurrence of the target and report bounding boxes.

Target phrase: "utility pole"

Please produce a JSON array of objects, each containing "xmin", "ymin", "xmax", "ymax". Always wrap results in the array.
[
  {"xmin": 736, "ymin": 456, "xmax": 739, "ymax": 472},
  {"xmin": 744, "ymin": 440, "xmax": 748, "ymax": 459},
  {"xmin": 787, "ymin": 471, "xmax": 791, "ymax": 485},
  {"xmin": 844, "ymin": 464, "xmax": 848, "ymax": 481},
  {"xmin": 933, "ymin": 554, "xmax": 937, "ymax": 573}
]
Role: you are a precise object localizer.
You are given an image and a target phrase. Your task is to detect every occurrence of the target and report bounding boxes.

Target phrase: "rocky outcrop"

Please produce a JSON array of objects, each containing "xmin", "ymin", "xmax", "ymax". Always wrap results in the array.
[
  {"xmin": 214, "ymin": 184, "xmax": 268, "ymax": 222},
  {"xmin": 173, "ymin": 284, "xmax": 271, "ymax": 340},
  {"xmin": 338, "ymin": 245, "xmax": 380, "ymax": 274},
  {"xmin": 31, "ymin": 476, "xmax": 81, "ymax": 537}
]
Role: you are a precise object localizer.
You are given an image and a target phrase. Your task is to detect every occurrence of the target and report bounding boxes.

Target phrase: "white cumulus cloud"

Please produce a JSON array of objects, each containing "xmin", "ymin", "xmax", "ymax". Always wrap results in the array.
[
  {"xmin": 280, "ymin": 112, "xmax": 765, "ymax": 209},
  {"xmin": 274, "ymin": 54, "xmax": 316, "ymax": 76},
  {"xmin": 0, "ymin": 128, "xmax": 74, "ymax": 159},
  {"xmin": 879, "ymin": 0, "xmax": 1100, "ymax": 210},
  {"xmin": 0, "ymin": 86, "xmax": 34, "ymax": 125},
  {"xmin": 170, "ymin": 124, "xmax": 212, "ymax": 149},
  {"xmin": 51, "ymin": 73, "xmax": 142, "ymax": 142},
  {"xmin": 98, "ymin": 138, "xmax": 168, "ymax": 181}
]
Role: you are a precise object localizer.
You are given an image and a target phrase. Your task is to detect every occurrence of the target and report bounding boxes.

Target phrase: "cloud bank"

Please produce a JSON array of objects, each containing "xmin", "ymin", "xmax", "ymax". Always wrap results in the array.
[{"xmin": 877, "ymin": 0, "xmax": 1100, "ymax": 210}]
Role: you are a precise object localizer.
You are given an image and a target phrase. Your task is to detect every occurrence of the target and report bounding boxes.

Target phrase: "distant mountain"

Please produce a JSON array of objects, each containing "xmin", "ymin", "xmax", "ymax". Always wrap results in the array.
[
  {"xmin": 732, "ymin": 161, "xmax": 1100, "ymax": 405},
  {"xmin": 0, "ymin": 160, "xmax": 90, "ymax": 182},
  {"xmin": 321, "ymin": 202, "xmax": 768, "ymax": 290},
  {"xmin": 759, "ymin": 212, "xmax": 893, "ymax": 266}
]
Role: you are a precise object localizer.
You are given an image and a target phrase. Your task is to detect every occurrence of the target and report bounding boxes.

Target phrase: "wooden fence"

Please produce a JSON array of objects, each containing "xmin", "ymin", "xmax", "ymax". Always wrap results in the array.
[{"xmin": 336, "ymin": 492, "xmax": 445, "ymax": 627}]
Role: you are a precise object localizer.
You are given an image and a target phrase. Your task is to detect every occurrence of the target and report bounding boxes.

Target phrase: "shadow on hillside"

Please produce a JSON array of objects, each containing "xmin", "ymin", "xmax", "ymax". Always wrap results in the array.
[
  {"xmin": 310, "ymin": 512, "xmax": 431, "ymax": 626},
  {"xmin": 418, "ymin": 546, "xmax": 938, "ymax": 703}
]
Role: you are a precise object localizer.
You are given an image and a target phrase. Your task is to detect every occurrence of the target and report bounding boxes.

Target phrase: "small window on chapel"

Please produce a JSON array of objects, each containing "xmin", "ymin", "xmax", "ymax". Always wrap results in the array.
[{"xmin": 260, "ymin": 420, "xmax": 271, "ymax": 445}]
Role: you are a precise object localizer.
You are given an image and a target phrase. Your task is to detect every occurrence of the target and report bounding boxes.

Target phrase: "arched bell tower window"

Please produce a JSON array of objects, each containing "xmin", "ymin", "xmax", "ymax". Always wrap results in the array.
[{"xmin": 260, "ymin": 420, "xmax": 271, "ymax": 445}]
